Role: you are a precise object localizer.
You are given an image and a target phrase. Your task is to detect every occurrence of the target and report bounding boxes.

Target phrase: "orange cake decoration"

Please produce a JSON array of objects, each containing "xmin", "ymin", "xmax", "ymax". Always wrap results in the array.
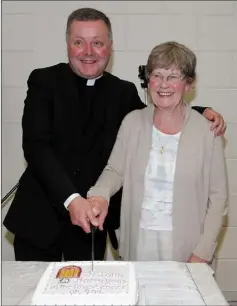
[{"xmin": 56, "ymin": 265, "xmax": 82, "ymax": 279}]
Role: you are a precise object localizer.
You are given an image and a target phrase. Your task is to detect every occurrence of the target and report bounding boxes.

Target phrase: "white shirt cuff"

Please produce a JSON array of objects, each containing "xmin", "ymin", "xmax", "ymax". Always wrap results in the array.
[{"xmin": 64, "ymin": 193, "xmax": 81, "ymax": 210}]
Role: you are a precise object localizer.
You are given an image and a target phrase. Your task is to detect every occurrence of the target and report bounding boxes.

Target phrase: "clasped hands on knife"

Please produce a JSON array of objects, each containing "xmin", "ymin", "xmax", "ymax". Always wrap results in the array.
[{"xmin": 68, "ymin": 196, "xmax": 109, "ymax": 233}]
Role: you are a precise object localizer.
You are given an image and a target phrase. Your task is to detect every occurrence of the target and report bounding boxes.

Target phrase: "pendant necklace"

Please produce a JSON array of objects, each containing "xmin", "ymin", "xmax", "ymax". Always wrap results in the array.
[
  {"xmin": 156, "ymin": 129, "xmax": 166, "ymax": 155},
  {"xmin": 159, "ymin": 144, "xmax": 165, "ymax": 155}
]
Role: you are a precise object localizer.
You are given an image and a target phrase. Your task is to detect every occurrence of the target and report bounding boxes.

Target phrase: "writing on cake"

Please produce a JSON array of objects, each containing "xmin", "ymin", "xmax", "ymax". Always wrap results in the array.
[{"xmin": 44, "ymin": 266, "xmax": 129, "ymax": 295}]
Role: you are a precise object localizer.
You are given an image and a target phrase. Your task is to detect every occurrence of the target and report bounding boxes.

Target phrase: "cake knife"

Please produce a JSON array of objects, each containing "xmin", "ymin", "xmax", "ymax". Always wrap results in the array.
[{"xmin": 90, "ymin": 223, "xmax": 97, "ymax": 272}]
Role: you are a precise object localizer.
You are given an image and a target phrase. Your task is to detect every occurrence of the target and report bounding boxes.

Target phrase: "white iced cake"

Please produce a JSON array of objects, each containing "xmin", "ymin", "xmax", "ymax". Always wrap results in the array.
[{"xmin": 31, "ymin": 261, "xmax": 138, "ymax": 305}]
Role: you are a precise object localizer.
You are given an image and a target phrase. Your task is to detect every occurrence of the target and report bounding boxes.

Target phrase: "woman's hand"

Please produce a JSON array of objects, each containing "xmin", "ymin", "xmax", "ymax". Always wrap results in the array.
[
  {"xmin": 68, "ymin": 196, "xmax": 98, "ymax": 233},
  {"xmin": 188, "ymin": 253, "xmax": 209, "ymax": 263},
  {"xmin": 87, "ymin": 196, "xmax": 109, "ymax": 231}
]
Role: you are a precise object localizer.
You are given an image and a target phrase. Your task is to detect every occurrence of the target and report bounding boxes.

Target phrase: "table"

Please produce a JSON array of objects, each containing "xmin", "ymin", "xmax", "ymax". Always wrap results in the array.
[{"xmin": 2, "ymin": 261, "xmax": 228, "ymax": 305}]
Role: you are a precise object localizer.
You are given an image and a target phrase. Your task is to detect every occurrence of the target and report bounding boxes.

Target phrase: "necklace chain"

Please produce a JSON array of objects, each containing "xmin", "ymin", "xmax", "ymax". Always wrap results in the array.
[
  {"xmin": 156, "ymin": 130, "xmax": 166, "ymax": 155},
  {"xmin": 155, "ymin": 128, "xmax": 180, "ymax": 155}
]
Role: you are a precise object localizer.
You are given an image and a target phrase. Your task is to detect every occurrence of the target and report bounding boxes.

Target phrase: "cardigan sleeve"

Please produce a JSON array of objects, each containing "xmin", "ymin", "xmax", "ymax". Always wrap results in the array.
[
  {"xmin": 87, "ymin": 115, "xmax": 130, "ymax": 202},
  {"xmin": 192, "ymin": 136, "xmax": 228, "ymax": 261}
]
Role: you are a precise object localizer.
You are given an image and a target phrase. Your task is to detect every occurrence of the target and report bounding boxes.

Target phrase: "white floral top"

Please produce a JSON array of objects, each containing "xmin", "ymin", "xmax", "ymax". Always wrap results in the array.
[{"xmin": 140, "ymin": 126, "xmax": 181, "ymax": 231}]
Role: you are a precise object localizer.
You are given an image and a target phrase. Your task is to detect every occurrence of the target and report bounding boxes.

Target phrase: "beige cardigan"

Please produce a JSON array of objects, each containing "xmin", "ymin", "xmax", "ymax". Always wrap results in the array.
[{"xmin": 88, "ymin": 104, "xmax": 228, "ymax": 262}]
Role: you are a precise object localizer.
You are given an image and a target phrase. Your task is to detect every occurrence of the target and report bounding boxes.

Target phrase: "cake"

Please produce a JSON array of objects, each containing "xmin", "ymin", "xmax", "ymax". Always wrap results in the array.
[{"xmin": 31, "ymin": 261, "xmax": 138, "ymax": 305}]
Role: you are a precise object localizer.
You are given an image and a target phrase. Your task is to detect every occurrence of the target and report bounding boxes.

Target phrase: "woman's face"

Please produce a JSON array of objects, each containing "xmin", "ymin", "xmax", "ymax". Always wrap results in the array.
[{"xmin": 148, "ymin": 67, "xmax": 190, "ymax": 110}]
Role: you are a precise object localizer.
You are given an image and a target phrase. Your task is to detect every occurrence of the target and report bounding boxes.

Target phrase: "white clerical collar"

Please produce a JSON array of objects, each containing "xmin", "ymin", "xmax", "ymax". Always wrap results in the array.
[{"xmin": 86, "ymin": 74, "xmax": 103, "ymax": 86}]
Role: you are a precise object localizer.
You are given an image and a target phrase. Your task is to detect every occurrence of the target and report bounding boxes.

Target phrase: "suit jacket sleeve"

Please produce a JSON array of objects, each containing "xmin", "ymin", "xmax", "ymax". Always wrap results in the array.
[
  {"xmin": 22, "ymin": 69, "xmax": 78, "ymax": 208},
  {"xmin": 191, "ymin": 106, "xmax": 207, "ymax": 114},
  {"xmin": 192, "ymin": 136, "xmax": 228, "ymax": 261}
]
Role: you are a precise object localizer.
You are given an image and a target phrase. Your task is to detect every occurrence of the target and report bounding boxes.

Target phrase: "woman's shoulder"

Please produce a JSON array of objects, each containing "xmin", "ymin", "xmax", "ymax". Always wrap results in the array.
[
  {"xmin": 189, "ymin": 108, "xmax": 215, "ymax": 141},
  {"xmin": 122, "ymin": 106, "xmax": 151, "ymax": 126},
  {"xmin": 190, "ymin": 108, "xmax": 213, "ymax": 130}
]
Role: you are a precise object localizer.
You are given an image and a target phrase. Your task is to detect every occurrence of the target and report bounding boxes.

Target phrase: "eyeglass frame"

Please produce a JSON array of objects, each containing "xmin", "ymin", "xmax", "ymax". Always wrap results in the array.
[{"xmin": 149, "ymin": 72, "xmax": 185, "ymax": 85}]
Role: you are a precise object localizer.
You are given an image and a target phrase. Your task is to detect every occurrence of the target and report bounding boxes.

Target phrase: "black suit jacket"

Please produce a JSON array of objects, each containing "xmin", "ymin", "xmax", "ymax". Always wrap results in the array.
[
  {"xmin": 4, "ymin": 63, "xmax": 205, "ymax": 249},
  {"xmin": 3, "ymin": 63, "xmax": 146, "ymax": 249}
]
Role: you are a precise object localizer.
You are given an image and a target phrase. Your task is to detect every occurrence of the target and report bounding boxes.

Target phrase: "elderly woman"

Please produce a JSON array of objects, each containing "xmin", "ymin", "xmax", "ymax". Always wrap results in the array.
[{"xmin": 88, "ymin": 41, "xmax": 228, "ymax": 263}]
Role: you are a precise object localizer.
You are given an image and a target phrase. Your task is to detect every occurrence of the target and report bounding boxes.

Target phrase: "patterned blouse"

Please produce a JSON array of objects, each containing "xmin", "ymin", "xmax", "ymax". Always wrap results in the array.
[{"xmin": 140, "ymin": 126, "xmax": 181, "ymax": 231}]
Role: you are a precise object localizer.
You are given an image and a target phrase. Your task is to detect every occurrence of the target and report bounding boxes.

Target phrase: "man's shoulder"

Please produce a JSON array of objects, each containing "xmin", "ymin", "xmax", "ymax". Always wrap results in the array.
[
  {"xmin": 30, "ymin": 63, "xmax": 68, "ymax": 77},
  {"xmin": 34, "ymin": 62, "xmax": 68, "ymax": 73},
  {"xmin": 104, "ymin": 71, "xmax": 136, "ymax": 89}
]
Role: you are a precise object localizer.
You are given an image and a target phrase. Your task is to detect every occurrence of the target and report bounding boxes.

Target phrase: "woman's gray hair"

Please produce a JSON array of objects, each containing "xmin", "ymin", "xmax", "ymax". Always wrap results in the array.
[
  {"xmin": 146, "ymin": 41, "xmax": 196, "ymax": 84},
  {"xmin": 66, "ymin": 7, "xmax": 113, "ymax": 41}
]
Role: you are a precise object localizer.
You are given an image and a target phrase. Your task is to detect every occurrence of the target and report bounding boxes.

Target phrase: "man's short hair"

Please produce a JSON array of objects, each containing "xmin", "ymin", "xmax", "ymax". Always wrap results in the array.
[{"xmin": 66, "ymin": 7, "xmax": 113, "ymax": 40}]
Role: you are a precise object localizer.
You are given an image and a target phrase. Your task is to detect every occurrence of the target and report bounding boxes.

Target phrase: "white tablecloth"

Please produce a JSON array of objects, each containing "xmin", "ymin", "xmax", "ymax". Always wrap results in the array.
[{"xmin": 2, "ymin": 261, "xmax": 228, "ymax": 305}]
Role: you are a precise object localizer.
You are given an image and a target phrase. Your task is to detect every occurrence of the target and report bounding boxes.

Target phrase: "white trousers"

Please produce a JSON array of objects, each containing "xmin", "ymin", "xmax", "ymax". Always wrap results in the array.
[{"xmin": 136, "ymin": 227, "xmax": 173, "ymax": 261}]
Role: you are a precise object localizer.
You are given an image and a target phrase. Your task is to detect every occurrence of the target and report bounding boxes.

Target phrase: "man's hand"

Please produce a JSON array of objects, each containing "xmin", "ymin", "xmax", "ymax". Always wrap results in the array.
[
  {"xmin": 68, "ymin": 196, "xmax": 98, "ymax": 233},
  {"xmin": 188, "ymin": 254, "xmax": 209, "ymax": 263},
  {"xmin": 87, "ymin": 196, "xmax": 109, "ymax": 231},
  {"xmin": 203, "ymin": 108, "xmax": 226, "ymax": 136}
]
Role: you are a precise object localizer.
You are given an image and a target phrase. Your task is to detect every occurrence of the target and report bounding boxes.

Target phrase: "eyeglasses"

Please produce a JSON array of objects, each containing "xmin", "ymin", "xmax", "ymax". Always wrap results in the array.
[{"xmin": 150, "ymin": 73, "xmax": 184, "ymax": 85}]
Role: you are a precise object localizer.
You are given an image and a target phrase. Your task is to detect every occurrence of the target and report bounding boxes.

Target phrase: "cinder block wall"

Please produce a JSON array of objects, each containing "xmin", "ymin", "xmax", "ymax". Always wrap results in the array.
[{"xmin": 2, "ymin": 1, "xmax": 237, "ymax": 301}]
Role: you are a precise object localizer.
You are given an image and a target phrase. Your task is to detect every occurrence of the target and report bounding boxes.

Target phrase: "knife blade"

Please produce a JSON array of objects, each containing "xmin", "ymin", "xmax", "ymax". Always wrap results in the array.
[{"xmin": 90, "ymin": 223, "xmax": 97, "ymax": 272}]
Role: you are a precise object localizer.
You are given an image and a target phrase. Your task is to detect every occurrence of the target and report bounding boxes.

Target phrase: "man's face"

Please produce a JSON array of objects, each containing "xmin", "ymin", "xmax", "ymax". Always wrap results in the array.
[{"xmin": 67, "ymin": 20, "xmax": 112, "ymax": 79}]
